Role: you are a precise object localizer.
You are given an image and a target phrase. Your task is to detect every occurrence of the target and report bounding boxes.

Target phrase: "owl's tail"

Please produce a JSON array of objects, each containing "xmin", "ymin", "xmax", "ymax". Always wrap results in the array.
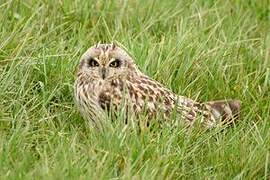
[{"xmin": 202, "ymin": 100, "xmax": 241, "ymax": 128}]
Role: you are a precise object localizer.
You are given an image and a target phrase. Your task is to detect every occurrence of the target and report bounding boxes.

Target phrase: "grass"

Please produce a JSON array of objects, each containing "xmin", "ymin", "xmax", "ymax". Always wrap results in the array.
[{"xmin": 0, "ymin": 0, "xmax": 269, "ymax": 179}]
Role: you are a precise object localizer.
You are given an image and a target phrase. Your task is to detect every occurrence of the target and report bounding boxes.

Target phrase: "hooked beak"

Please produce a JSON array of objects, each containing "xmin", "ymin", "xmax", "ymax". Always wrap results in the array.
[{"xmin": 100, "ymin": 67, "xmax": 107, "ymax": 79}]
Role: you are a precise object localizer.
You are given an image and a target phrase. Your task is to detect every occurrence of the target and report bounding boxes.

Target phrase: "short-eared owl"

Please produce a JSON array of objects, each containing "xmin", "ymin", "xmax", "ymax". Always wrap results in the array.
[{"xmin": 75, "ymin": 43, "xmax": 240, "ymax": 128}]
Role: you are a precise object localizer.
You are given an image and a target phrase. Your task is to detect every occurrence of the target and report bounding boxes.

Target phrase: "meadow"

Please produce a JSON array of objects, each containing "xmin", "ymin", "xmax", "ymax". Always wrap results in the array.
[{"xmin": 0, "ymin": 0, "xmax": 269, "ymax": 179}]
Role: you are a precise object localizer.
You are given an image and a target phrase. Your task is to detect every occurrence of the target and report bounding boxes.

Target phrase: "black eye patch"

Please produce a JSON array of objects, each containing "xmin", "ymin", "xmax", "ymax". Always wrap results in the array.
[
  {"xmin": 88, "ymin": 58, "xmax": 99, "ymax": 67},
  {"xmin": 109, "ymin": 59, "xmax": 121, "ymax": 68}
]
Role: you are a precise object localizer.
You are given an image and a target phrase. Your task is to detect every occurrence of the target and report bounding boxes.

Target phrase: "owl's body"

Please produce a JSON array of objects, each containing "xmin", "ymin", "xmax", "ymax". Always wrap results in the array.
[{"xmin": 75, "ymin": 44, "xmax": 240, "ymax": 128}]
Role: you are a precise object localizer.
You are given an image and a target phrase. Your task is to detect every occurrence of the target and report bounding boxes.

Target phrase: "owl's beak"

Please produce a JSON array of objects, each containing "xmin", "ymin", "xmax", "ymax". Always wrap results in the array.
[{"xmin": 100, "ymin": 67, "xmax": 107, "ymax": 79}]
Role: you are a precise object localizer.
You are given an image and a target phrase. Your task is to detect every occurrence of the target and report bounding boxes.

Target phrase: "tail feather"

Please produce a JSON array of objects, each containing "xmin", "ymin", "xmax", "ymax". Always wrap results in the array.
[{"xmin": 205, "ymin": 100, "xmax": 241, "ymax": 127}]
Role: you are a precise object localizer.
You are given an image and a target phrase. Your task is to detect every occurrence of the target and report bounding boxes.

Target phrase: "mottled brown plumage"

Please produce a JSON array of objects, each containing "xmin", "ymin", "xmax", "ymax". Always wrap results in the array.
[{"xmin": 74, "ymin": 43, "xmax": 241, "ymax": 128}]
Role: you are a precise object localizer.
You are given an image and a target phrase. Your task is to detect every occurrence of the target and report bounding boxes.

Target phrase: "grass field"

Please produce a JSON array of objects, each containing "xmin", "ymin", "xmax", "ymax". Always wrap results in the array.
[{"xmin": 0, "ymin": 0, "xmax": 270, "ymax": 179}]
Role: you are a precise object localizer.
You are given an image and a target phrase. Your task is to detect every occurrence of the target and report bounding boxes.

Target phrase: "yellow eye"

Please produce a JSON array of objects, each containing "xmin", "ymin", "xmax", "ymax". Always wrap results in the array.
[
  {"xmin": 88, "ymin": 58, "xmax": 99, "ymax": 67},
  {"xmin": 109, "ymin": 59, "xmax": 121, "ymax": 68}
]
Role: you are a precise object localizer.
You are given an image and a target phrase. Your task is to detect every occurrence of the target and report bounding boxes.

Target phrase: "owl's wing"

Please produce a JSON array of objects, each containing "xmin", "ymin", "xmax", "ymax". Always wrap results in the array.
[
  {"xmin": 203, "ymin": 100, "xmax": 241, "ymax": 127},
  {"xmin": 175, "ymin": 97, "xmax": 241, "ymax": 128}
]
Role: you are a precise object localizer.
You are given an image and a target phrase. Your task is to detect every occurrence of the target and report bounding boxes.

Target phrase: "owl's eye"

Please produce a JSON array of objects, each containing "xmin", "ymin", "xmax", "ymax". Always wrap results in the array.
[
  {"xmin": 88, "ymin": 58, "xmax": 99, "ymax": 67},
  {"xmin": 109, "ymin": 59, "xmax": 121, "ymax": 68}
]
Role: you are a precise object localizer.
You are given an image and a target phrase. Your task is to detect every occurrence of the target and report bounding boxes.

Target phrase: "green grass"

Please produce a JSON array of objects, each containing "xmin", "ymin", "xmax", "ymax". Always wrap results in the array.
[{"xmin": 0, "ymin": 0, "xmax": 270, "ymax": 179}]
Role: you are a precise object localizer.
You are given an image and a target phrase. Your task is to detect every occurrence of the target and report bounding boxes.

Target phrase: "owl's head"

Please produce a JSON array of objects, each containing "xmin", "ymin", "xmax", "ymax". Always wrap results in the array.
[{"xmin": 78, "ymin": 43, "xmax": 137, "ymax": 81}]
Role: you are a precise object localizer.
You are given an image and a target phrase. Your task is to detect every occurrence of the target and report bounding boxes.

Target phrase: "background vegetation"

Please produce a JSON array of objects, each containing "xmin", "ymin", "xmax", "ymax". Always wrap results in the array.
[{"xmin": 0, "ymin": 0, "xmax": 269, "ymax": 179}]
